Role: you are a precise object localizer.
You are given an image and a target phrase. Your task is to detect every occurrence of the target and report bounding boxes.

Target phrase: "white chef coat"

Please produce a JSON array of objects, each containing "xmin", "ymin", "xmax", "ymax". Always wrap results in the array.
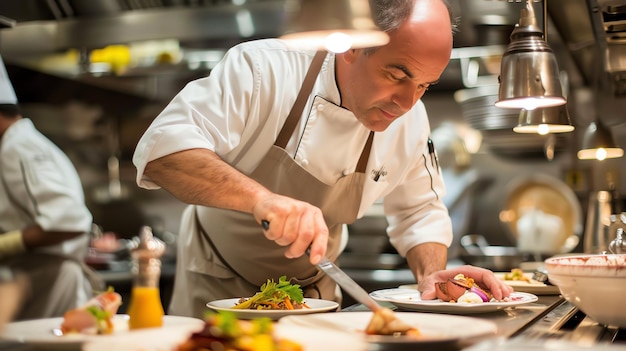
[
  {"xmin": 0, "ymin": 118, "xmax": 92, "ymax": 258},
  {"xmin": 133, "ymin": 39, "xmax": 453, "ymax": 256}
]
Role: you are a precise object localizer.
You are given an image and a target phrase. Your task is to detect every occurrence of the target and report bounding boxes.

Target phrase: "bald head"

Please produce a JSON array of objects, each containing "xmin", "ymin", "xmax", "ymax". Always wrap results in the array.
[
  {"xmin": 365, "ymin": 0, "xmax": 455, "ymax": 57},
  {"xmin": 335, "ymin": 0, "xmax": 454, "ymax": 131},
  {"xmin": 370, "ymin": 0, "xmax": 457, "ymax": 34}
]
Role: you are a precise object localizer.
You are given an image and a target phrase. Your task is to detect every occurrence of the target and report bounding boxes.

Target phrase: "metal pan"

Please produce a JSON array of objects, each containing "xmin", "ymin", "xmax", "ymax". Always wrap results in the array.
[{"xmin": 459, "ymin": 234, "xmax": 525, "ymax": 271}]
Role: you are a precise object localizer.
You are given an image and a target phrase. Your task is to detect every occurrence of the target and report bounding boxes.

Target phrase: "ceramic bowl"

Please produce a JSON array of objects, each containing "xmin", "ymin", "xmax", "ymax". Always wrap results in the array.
[{"xmin": 544, "ymin": 254, "xmax": 626, "ymax": 328}]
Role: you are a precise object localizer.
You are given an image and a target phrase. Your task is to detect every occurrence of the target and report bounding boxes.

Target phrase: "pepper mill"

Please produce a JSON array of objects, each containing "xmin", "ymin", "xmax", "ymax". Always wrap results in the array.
[
  {"xmin": 127, "ymin": 226, "xmax": 166, "ymax": 330},
  {"xmin": 608, "ymin": 213, "xmax": 626, "ymax": 254},
  {"xmin": 609, "ymin": 228, "xmax": 625, "ymax": 254}
]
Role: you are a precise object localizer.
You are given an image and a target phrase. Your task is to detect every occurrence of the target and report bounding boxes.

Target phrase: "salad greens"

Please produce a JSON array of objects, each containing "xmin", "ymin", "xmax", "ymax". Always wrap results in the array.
[{"xmin": 232, "ymin": 276, "xmax": 305, "ymax": 310}]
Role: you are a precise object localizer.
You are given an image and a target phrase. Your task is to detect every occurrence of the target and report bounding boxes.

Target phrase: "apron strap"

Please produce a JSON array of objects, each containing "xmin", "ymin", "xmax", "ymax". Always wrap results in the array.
[
  {"xmin": 275, "ymin": 50, "xmax": 328, "ymax": 149},
  {"xmin": 273, "ymin": 50, "xmax": 375, "ymax": 175},
  {"xmin": 355, "ymin": 131, "xmax": 374, "ymax": 174}
]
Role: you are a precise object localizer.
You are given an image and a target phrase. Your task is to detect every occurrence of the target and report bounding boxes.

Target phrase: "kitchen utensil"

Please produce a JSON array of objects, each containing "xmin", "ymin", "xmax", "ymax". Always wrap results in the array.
[
  {"xmin": 583, "ymin": 190, "xmax": 613, "ymax": 254},
  {"xmin": 608, "ymin": 212, "xmax": 626, "ymax": 254},
  {"xmin": 315, "ymin": 255, "xmax": 382, "ymax": 312},
  {"xmin": 609, "ymin": 228, "xmax": 625, "ymax": 254},
  {"xmin": 260, "ymin": 219, "xmax": 382, "ymax": 311},
  {"xmin": 459, "ymin": 234, "xmax": 524, "ymax": 271}
]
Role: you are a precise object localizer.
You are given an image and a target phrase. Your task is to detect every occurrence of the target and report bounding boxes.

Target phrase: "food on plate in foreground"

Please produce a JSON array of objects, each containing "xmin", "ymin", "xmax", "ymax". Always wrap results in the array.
[
  {"xmin": 175, "ymin": 311, "xmax": 302, "ymax": 351},
  {"xmin": 232, "ymin": 276, "xmax": 310, "ymax": 310},
  {"xmin": 59, "ymin": 287, "xmax": 122, "ymax": 335},
  {"xmin": 435, "ymin": 274, "xmax": 496, "ymax": 303},
  {"xmin": 365, "ymin": 307, "xmax": 420, "ymax": 337}
]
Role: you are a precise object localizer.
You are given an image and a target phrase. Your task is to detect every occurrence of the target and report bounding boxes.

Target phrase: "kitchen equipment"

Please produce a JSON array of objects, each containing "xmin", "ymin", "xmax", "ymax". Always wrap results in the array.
[
  {"xmin": 315, "ymin": 255, "xmax": 382, "ymax": 312},
  {"xmin": 459, "ymin": 234, "xmax": 525, "ymax": 271},
  {"xmin": 609, "ymin": 228, "xmax": 625, "ymax": 254},
  {"xmin": 261, "ymin": 219, "xmax": 390, "ymax": 311},
  {"xmin": 544, "ymin": 254, "xmax": 626, "ymax": 328},
  {"xmin": 583, "ymin": 191, "xmax": 613, "ymax": 254},
  {"xmin": 500, "ymin": 174, "xmax": 582, "ymax": 254},
  {"xmin": 608, "ymin": 212, "xmax": 626, "ymax": 254}
]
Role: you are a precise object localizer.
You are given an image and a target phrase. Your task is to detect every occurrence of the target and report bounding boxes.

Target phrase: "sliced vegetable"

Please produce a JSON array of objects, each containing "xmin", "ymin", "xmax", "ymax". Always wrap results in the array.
[{"xmin": 469, "ymin": 286, "xmax": 490, "ymax": 302}]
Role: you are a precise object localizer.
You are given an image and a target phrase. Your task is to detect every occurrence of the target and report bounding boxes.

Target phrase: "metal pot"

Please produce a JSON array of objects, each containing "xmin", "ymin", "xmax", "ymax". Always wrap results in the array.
[{"xmin": 459, "ymin": 234, "xmax": 525, "ymax": 271}]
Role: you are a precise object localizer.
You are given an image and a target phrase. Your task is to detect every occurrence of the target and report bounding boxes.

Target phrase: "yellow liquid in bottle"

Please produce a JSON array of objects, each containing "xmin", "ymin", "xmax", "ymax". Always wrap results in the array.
[{"xmin": 127, "ymin": 286, "xmax": 164, "ymax": 330}]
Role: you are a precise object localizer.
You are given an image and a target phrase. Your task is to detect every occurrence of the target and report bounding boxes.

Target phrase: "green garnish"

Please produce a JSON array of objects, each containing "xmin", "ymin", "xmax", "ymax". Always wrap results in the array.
[
  {"xmin": 85, "ymin": 305, "xmax": 110, "ymax": 321},
  {"xmin": 232, "ymin": 276, "xmax": 304, "ymax": 310}
]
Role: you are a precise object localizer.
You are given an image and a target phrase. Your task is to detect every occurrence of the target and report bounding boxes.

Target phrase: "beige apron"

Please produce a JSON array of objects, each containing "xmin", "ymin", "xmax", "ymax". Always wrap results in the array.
[{"xmin": 169, "ymin": 51, "xmax": 374, "ymax": 318}]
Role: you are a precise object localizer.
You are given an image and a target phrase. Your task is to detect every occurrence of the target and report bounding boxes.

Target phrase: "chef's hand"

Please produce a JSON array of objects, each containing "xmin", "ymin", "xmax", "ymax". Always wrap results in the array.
[
  {"xmin": 253, "ymin": 194, "xmax": 328, "ymax": 265},
  {"xmin": 418, "ymin": 265, "xmax": 514, "ymax": 301}
]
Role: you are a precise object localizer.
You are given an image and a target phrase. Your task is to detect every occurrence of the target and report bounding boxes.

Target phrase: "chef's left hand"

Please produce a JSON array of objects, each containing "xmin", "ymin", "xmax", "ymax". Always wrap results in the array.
[{"xmin": 418, "ymin": 265, "xmax": 514, "ymax": 301}]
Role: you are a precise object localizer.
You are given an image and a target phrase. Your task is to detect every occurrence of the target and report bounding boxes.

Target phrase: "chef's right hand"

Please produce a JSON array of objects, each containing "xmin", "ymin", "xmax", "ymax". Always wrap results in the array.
[{"xmin": 252, "ymin": 194, "xmax": 328, "ymax": 265}]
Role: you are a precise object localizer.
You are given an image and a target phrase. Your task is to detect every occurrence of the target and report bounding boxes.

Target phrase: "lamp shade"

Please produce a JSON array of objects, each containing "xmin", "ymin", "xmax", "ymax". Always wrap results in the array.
[
  {"xmin": 514, "ymin": 105, "xmax": 575, "ymax": 134},
  {"xmin": 279, "ymin": 0, "xmax": 389, "ymax": 53},
  {"xmin": 495, "ymin": 0, "xmax": 566, "ymax": 110},
  {"xmin": 577, "ymin": 121, "xmax": 624, "ymax": 160}
]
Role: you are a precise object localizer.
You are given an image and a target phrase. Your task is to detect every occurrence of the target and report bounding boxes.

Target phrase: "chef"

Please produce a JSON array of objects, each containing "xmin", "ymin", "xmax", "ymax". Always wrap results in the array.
[
  {"xmin": 133, "ymin": 0, "xmax": 513, "ymax": 318},
  {"xmin": 0, "ymin": 56, "xmax": 98, "ymax": 320}
]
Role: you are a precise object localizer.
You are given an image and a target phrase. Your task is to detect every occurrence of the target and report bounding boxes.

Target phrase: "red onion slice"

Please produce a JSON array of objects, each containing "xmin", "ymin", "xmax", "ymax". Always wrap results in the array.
[{"xmin": 469, "ymin": 286, "xmax": 490, "ymax": 302}]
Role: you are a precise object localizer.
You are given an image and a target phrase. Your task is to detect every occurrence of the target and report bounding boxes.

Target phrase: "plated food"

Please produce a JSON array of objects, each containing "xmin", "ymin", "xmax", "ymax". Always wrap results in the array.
[
  {"xmin": 207, "ymin": 298, "xmax": 338, "ymax": 321},
  {"xmin": 494, "ymin": 268, "xmax": 561, "ymax": 295},
  {"xmin": 370, "ymin": 288, "xmax": 538, "ymax": 314},
  {"xmin": 232, "ymin": 276, "xmax": 309, "ymax": 311},
  {"xmin": 435, "ymin": 274, "xmax": 495, "ymax": 303},
  {"xmin": 365, "ymin": 307, "xmax": 420, "ymax": 337},
  {"xmin": 2, "ymin": 315, "xmax": 204, "ymax": 349},
  {"xmin": 60, "ymin": 288, "xmax": 123, "ymax": 335},
  {"xmin": 279, "ymin": 311, "xmax": 498, "ymax": 347},
  {"xmin": 175, "ymin": 311, "xmax": 302, "ymax": 351}
]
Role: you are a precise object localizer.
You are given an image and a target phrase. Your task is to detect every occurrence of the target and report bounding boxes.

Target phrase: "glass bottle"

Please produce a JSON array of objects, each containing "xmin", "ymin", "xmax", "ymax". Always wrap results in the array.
[{"xmin": 127, "ymin": 226, "xmax": 165, "ymax": 330}]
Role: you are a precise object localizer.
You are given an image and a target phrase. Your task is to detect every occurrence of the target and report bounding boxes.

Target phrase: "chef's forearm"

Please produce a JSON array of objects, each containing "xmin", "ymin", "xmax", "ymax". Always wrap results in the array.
[
  {"xmin": 21, "ymin": 225, "xmax": 84, "ymax": 248},
  {"xmin": 144, "ymin": 148, "xmax": 271, "ymax": 213},
  {"xmin": 406, "ymin": 242, "xmax": 448, "ymax": 283}
]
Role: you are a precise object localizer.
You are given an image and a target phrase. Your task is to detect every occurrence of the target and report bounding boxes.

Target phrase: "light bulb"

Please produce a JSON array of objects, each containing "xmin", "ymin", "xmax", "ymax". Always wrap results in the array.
[
  {"xmin": 596, "ymin": 148, "xmax": 607, "ymax": 161},
  {"xmin": 325, "ymin": 32, "xmax": 352, "ymax": 53},
  {"xmin": 537, "ymin": 124, "xmax": 549, "ymax": 135}
]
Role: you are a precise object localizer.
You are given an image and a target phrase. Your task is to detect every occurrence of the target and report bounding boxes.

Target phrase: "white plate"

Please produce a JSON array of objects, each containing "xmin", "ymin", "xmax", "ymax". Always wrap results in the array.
[
  {"xmin": 279, "ymin": 311, "xmax": 498, "ymax": 347},
  {"xmin": 370, "ymin": 288, "xmax": 538, "ymax": 314},
  {"xmin": 83, "ymin": 322, "xmax": 366, "ymax": 351},
  {"xmin": 206, "ymin": 298, "xmax": 339, "ymax": 320},
  {"xmin": 0, "ymin": 315, "xmax": 204, "ymax": 351},
  {"xmin": 492, "ymin": 272, "xmax": 561, "ymax": 295}
]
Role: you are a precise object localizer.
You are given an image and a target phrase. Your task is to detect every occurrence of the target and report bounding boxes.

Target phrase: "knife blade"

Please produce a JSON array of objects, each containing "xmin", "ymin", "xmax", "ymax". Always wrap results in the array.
[
  {"xmin": 315, "ymin": 255, "xmax": 382, "ymax": 312},
  {"xmin": 260, "ymin": 219, "xmax": 382, "ymax": 311}
]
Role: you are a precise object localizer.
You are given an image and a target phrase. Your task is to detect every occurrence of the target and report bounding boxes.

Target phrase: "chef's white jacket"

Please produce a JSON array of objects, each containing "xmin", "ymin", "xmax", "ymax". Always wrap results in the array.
[
  {"xmin": 133, "ymin": 39, "xmax": 453, "ymax": 256},
  {"xmin": 0, "ymin": 118, "xmax": 92, "ymax": 258}
]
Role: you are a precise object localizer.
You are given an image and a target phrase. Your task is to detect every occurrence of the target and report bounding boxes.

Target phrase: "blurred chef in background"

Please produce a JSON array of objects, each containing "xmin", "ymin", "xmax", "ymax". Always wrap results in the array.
[{"xmin": 0, "ymin": 56, "xmax": 100, "ymax": 320}]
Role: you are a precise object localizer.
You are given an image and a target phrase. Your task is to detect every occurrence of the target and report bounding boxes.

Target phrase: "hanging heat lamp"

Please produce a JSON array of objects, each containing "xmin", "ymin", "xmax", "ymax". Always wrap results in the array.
[
  {"xmin": 495, "ymin": 0, "xmax": 566, "ymax": 110},
  {"xmin": 279, "ymin": 0, "xmax": 389, "ymax": 53}
]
